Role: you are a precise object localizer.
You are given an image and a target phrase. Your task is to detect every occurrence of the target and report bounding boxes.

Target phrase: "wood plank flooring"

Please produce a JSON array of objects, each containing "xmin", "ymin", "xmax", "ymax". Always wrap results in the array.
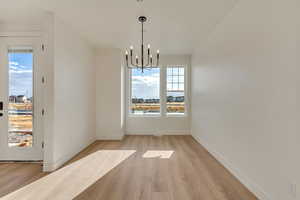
[{"xmin": 0, "ymin": 135, "xmax": 257, "ymax": 200}]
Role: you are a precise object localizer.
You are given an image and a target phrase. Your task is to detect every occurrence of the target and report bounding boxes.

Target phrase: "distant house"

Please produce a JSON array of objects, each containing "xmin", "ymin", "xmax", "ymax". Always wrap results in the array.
[
  {"xmin": 144, "ymin": 99, "xmax": 152, "ymax": 103},
  {"xmin": 132, "ymin": 98, "xmax": 144, "ymax": 104},
  {"xmin": 132, "ymin": 98, "xmax": 159, "ymax": 104},
  {"xmin": 144, "ymin": 99, "xmax": 159, "ymax": 103},
  {"xmin": 167, "ymin": 96, "xmax": 184, "ymax": 102},
  {"xmin": 9, "ymin": 95, "xmax": 17, "ymax": 103},
  {"xmin": 153, "ymin": 99, "xmax": 160, "ymax": 103},
  {"xmin": 175, "ymin": 96, "xmax": 184, "ymax": 102},
  {"xmin": 16, "ymin": 95, "xmax": 27, "ymax": 103},
  {"xmin": 167, "ymin": 96, "xmax": 174, "ymax": 102}
]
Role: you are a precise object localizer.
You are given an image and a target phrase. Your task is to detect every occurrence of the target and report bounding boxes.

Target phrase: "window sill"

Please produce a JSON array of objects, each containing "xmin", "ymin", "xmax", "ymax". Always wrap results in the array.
[
  {"xmin": 128, "ymin": 114, "xmax": 161, "ymax": 118},
  {"xmin": 166, "ymin": 113, "xmax": 187, "ymax": 118},
  {"xmin": 128, "ymin": 113, "xmax": 188, "ymax": 118}
]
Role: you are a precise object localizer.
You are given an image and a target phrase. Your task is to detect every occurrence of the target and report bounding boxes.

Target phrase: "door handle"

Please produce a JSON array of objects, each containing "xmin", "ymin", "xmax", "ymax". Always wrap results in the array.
[{"xmin": 0, "ymin": 102, "xmax": 3, "ymax": 117}]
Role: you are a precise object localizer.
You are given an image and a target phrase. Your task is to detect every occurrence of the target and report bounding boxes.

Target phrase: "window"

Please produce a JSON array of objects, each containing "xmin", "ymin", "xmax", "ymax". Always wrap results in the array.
[
  {"xmin": 166, "ymin": 66, "xmax": 185, "ymax": 115},
  {"xmin": 8, "ymin": 48, "xmax": 34, "ymax": 147},
  {"xmin": 128, "ymin": 65, "xmax": 187, "ymax": 117},
  {"xmin": 130, "ymin": 68, "xmax": 160, "ymax": 115}
]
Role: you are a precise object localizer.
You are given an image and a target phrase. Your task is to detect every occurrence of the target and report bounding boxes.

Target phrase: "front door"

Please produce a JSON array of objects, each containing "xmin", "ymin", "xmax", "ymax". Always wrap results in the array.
[{"xmin": 0, "ymin": 37, "xmax": 43, "ymax": 161}]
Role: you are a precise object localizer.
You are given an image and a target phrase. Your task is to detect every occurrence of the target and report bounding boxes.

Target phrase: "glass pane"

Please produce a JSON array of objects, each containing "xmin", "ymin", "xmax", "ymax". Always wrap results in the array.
[
  {"xmin": 131, "ymin": 68, "xmax": 160, "ymax": 114},
  {"xmin": 167, "ymin": 75, "xmax": 173, "ymax": 83},
  {"xmin": 179, "ymin": 75, "xmax": 184, "ymax": 83},
  {"xmin": 166, "ymin": 91, "xmax": 185, "ymax": 114},
  {"xmin": 179, "ymin": 68, "xmax": 184, "ymax": 75},
  {"xmin": 173, "ymin": 76, "xmax": 179, "ymax": 83},
  {"xmin": 167, "ymin": 83, "xmax": 173, "ymax": 91},
  {"xmin": 172, "ymin": 83, "xmax": 179, "ymax": 91},
  {"xmin": 8, "ymin": 48, "xmax": 33, "ymax": 147},
  {"xmin": 172, "ymin": 68, "xmax": 179, "ymax": 75},
  {"xmin": 179, "ymin": 83, "xmax": 184, "ymax": 90}
]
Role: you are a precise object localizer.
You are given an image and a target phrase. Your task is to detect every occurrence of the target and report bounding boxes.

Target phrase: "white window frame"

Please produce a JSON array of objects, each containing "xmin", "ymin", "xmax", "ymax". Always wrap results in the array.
[
  {"xmin": 127, "ymin": 65, "xmax": 188, "ymax": 117},
  {"xmin": 165, "ymin": 65, "xmax": 187, "ymax": 117},
  {"xmin": 128, "ymin": 67, "xmax": 162, "ymax": 117}
]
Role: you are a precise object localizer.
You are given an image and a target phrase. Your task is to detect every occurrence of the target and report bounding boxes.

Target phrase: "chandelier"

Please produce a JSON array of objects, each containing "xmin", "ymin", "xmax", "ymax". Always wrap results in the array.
[{"xmin": 125, "ymin": 16, "xmax": 160, "ymax": 72}]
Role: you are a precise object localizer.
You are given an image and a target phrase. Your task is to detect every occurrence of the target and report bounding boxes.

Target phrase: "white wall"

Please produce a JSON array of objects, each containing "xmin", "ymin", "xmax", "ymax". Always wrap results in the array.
[
  {"xmin": 44, "ymin": 14, "xmax": 96, "ymax": 171},
  {"xmin": 126, "ymin": 55, "xmax": 191, "ymax": 135},
  {"xmin": 95, "ymin": 48, "xmax": 125, "ymax": 140},
  {"xmin": 191, "ymin": 0, "xmax": 300, "ymax": 199}
]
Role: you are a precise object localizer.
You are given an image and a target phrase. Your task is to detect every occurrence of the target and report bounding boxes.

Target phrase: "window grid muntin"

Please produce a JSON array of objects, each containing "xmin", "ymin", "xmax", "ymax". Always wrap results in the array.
[{"xmin": 167, "ymin": 66, "xmax": 184, "ymax": 91}]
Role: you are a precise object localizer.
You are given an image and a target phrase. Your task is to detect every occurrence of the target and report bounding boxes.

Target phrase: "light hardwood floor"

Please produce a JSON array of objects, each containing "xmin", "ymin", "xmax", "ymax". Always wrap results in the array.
[{"xmin": 0, "ymin": 135, "xmax": 257, "ymax": 200}]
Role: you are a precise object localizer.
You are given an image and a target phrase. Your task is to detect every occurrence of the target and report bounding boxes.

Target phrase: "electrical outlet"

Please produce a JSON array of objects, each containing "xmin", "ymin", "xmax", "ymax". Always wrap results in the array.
[{"xmin": 290, "ymin": 182, "xmax": 297, "ymax": 198}]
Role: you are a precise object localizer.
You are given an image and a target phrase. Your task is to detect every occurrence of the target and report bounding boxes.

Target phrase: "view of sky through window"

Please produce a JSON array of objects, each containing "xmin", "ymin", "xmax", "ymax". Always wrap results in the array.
[
  {"xmin": 131, "ymin": 68, "xmax": 160, "ymax": 114},
  {"xmin": 131, "ymin": 68, "xmax": 160, "ymax": 99},
  {"xmin": 9, "ymin": 53, "xmax": 33, "ymax": 98}
]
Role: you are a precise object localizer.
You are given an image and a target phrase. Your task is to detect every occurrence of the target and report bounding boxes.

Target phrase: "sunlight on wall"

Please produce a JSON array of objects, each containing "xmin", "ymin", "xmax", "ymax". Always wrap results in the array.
[
  {"xmin": 1, "ymin": 150, "xmax": 136, "ymax": 200},
  {"xmin": 142, "ymin": 150, "xmax": 174, "ymax": 159}
]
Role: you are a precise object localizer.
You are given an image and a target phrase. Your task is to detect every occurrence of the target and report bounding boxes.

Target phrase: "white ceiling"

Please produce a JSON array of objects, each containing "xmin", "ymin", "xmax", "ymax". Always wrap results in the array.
[{"xmin": 0, "ymin": 0, "xmax": 238, "ymax": 54}]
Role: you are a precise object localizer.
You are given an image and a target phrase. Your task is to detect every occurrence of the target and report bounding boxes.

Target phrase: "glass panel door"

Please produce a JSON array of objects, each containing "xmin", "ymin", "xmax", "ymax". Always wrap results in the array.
[{"xmin": 0, "ymin": 37, "xmax": 43, "ymax": 161}]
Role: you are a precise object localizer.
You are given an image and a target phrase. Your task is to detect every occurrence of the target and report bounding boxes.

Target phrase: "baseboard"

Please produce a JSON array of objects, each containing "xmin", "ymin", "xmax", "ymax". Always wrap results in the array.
[
  {"xmin": 43, "ymin": 153, "xmax": 71, "ymax": 172},
  {"xmin": 126, "ymin": 130, "xmax": 190, "ymax": 136},
  {"xmin": 192, "ymin": 134, "xmax": 272, "ymax": 200},
  {"xmin": 96, "ymin": 134, "xmax": 124, "ymax": 140},
  {"xmin": 43, "ymin": 139, "xmax": 96, "ymax": 172}
]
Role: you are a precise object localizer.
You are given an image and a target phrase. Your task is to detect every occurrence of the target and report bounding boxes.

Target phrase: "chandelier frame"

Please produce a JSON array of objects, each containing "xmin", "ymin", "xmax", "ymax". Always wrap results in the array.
[{"xmin": 125, "ymin": 16, "xmax": 160, "ymax": 72}]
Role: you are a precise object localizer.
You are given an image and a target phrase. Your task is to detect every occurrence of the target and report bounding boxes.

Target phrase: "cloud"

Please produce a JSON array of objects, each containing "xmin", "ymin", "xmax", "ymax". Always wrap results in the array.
[
  {"xmin": 9, "ymin": 61, "xmax": 32, "ymax": 74},
  {"xmin": 9, "ymin": 61, "xmax": 30, "ymax": 70},
  {"xmin": 9, "ymin": 66, "xmax": 32, "ymax": 97},
  {"xmin": 9, "ymin": 69, "xmax": 32, "ymax": 74},
  {"xmin": 132, "ymin": 73, "xmax": 160, "ymax": 99},
  {"xmin": 8, "ymin": 53, "xmax": 33, "ymax": 97},
  {"xmin": 9, "ymin": 66, "xmax": 19, "ymax": 70},
  {"xmin": 9, "ymin": 61, "xmax": 19, "ymax": 66},
  {"xmin": 132, "ymin": 72, "xmax": 159, "ymax": 86}
]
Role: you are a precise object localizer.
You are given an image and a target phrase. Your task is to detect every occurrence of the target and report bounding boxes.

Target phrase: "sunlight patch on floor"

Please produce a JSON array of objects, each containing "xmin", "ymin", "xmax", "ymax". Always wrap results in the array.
[
  {"xmin": 142, "ymin": 150, "xmax": 174, "ymax": 159},
  {"xmin": 1, "ymin": 150, "xmax": 136, "ymax": 200}
]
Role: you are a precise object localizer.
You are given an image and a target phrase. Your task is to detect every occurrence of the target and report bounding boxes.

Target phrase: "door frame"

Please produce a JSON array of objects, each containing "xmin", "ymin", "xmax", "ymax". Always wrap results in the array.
[{"xmin": 0, "ymin": 36, "xmax": 44, "ymax": 161}]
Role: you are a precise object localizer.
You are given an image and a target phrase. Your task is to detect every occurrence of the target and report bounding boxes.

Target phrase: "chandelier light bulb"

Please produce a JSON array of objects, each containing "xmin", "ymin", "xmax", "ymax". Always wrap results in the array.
[
  {"xmin": 148, "ymin": 44, "xmax": 150, "ymax": 49},
  {"xmin": 130, "ymin": 46, "xmax": 133, "ymax": 50},
  {"xmin": 125, "ymin": 51, "xmax": 129, "ymax": 62},
  {"xmin": 157, "ymin": 50, "xmax": 160, "ymax": 54}
]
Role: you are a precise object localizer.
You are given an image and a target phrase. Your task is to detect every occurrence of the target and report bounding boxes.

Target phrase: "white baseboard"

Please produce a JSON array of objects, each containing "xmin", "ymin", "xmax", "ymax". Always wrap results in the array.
[
  {"xmin": 97, "ymin": 134, "xmax": 124, "ymax": 140},
  {"xmin": 43, "ymin": 153, "xmax": 72, "ymax": 172},
  {"xmin": 43, "ymin": 139, "xmax": 96, "ymax": 172},
  {"xmin": 0, "ymin": 31, "xmax": 42, "ymax": 37},
  {"xmin": 126, "ymin": 130, "xmax": 190, "ymax": 136},
  {"xmin": 192, "ymin": 134, "xmax": 272, "ymax": 200}
]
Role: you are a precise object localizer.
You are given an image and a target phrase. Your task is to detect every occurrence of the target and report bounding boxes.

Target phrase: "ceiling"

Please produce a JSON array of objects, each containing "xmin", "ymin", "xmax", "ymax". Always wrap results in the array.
[{"xmin": 0, "ymin": 0, "xmax": 238, "ymax": 54}]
